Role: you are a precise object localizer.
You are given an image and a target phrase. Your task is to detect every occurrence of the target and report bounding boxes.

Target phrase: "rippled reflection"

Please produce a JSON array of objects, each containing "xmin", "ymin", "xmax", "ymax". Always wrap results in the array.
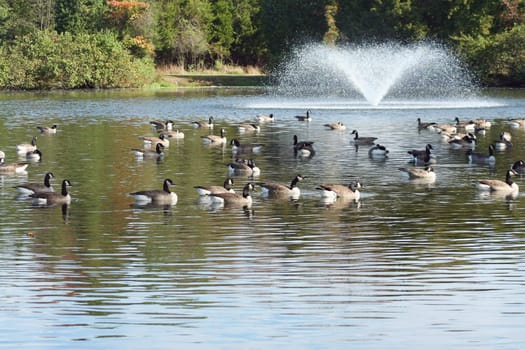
[{"xmin": 0, "ymin": 90, "xmax": 525, "ymax": 349}]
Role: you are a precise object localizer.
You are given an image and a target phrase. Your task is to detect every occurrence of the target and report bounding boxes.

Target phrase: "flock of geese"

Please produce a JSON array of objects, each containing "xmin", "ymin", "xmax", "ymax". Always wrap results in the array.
[
  {"xmin": 130, "ymin": 111, "xmax": 525, "ymax": 207},
  {"xmin": 3, "ymin": 111, "xmax": 525, "ymax": 210}
]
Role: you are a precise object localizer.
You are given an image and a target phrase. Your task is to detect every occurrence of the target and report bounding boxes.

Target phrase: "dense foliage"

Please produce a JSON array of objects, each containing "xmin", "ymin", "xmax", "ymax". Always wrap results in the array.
[{"xmin": 0, "ymin": 0, "xmax": 522, "ymax": 88}]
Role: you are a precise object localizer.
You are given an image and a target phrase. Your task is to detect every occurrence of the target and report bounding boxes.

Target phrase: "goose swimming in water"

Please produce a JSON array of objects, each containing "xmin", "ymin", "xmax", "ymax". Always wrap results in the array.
[
  {"xmin": 237, "ymin": 123, "xmax": 261, "ymax": 133},
  {"xmin": 448, "ymin": 133, "xmax": 476, "ymax": 149},
  {"xmin": 132, "ymin": 143, "xmax": 165, "ymax": 160},
  {"xmin": 494, "ymin": 132, "xmax": 512, "ymax": 151},
  {"xmin": 150, "ymin": 120, "xmax": 174, "ymax": 131},
  {"xmin": 454, "ymin": 117, "xmax": 476, "ymax": 133},
  {"xmin": 257, "ymin": 174, "xmax": 305, "ymax": 200},
  {"xmin": 36, "ymin": 125, "xmax": 57, "ymax": 134},
  {"xmin": 476, "ymin": 169, "xmax": 519, "ymax": 195},
  {"xmin": 294, "ymin": 110, "xmax": 311, "ymax": 122},
  {"xmin": 208, "ymin": 182, "xmax": 255, "ymax": 207},
  {"xmin": 417, "ymin": 118, "xmax": 436, "ymax": 130},
  {"xmin": 230, "ymin": 139, "xmax": 264, "ymax": 154},
  {"xmin": 0, "ymin": 152, "xmax": 28, "ymax": 174},
  {"xmin": 142, "ymin": 133, "xmax": 170, "ymax": 148},
  {"xmin": 351, "ymin": 130, "xmax": 377, "ymax": 145},
  {"xmin": 293, "ymin": 135, "xmax": 315, "ymax": 157},
  {"xmin": 324, "ymin": 122, "xmax": 346, "ymax": 131},
  {"xmin": 15, "ymin": 172, "xmax": 55, "ymax": 196},
  {"xmin": 16, "ymin": 136, "xmax": 38, "ymax": 154},
  {"xmin": 227, "ymin": 159, "xmax": 260, "ymax": 177},
  {"xmin": 408, "ymin": 144, "xmax": 435, "ymax": 165},
  {"xmin": 194, "ymin": 178, "xmax": 235, "ymax": 196},
  {"xmin": 25, "ymin": 149, "xmax": 42, "ymax": 162},
  {"xmin": 162, "ymin": 129, "xmax": 185, "ymax": 139},
  {"xmin": 467, "ymin": 144, "xmax": 496, "ymax": 165},
  {"xmin": 130, "ymin": 178, "xmax": 177, "ymax": 206},
  {"xmin": 30, "ymin": 179, "xmax": 72, "ymax": 206},
  {"xmin": 316, "ymin": 181, "xmax": 362, "ymax": 201},
  {"xmin": 192, "ymin": 116, "xmax": 214, "ymax": 128},
  {"xmin": 368, "ymin": 144, "xmax": 389, "ymax": 158},
  {"xmin": 201, "ymin": 128, "xmax": 226, "ymax": 145},
  {"xmin": 256, "ymin": 113, "xmax": 274, "ymax": 123},
  {"xmin": 398, "ymin": 166, "xmax": 436, "ymax": 181},
  {"xmin": 511, "ymin": 160, "xmax": 525, "ymax": 175}
]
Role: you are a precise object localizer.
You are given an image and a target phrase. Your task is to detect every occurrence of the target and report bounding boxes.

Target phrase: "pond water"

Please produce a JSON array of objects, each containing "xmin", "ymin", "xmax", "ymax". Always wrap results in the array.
[{"xmin": 1, "ymin": 88, "xmax": 525, "ymax": 349}]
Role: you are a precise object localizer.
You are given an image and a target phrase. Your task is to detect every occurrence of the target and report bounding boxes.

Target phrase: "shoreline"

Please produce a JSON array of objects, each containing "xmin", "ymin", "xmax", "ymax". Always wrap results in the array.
[{"xmin": 158, "ymin": 73, "xmax": 270, "ymax": 88}]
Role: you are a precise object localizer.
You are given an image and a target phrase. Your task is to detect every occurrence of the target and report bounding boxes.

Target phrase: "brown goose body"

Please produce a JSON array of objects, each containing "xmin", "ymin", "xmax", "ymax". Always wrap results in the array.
[
  {"xmin": 15, "ymin": 172, "xmax": 55, "ymax": 195},
  {"xmin": 31, "ymin": 179, "xmax": 71, "ymax": 206},
  {"xmin": 130, "ymin": 178, "xmax": 177, "ymax": 205},
  {"xmin": 194, "ymin": 178, "xmax": 235, "ymax": 196},
  {"xmin": 209, "ymin": 183, "xmax": 254, "ymax": 207}
]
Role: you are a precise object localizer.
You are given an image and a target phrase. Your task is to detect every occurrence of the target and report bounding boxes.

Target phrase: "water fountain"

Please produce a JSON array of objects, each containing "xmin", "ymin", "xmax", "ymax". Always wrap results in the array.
[{"xmin": 272, "ymin": 42, "xmax": 480, "ymax": 107}]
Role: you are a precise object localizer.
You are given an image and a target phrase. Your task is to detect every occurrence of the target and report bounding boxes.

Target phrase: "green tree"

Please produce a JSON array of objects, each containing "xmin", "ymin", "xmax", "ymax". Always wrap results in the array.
[
  {"xmin": 229, "ymin": 0, "xmax": 265, "ymax": 66},
  {"xmin": 152, "ymin": 0, "xmax": 213, "ymax": 69},
  {"xmin": 259, "ymin": 0, "xmax": 328, "ymax": 66},
  {"xmin": 210, "ymin": 0, "xmax": 234, "ymax": 63}
]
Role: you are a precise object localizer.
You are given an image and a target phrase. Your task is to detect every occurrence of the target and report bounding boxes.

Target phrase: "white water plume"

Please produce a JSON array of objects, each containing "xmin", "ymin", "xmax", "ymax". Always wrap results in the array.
[{"xmin": 273, "ymin": 42, "xmax": 478, "ymax": 106}]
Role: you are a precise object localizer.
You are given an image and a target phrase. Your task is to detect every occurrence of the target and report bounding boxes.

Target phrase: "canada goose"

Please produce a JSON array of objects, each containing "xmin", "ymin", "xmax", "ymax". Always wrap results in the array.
[
  {"xmin": 230, "ymin": 139, "xmax": 263, "ymax": 154},
  {"xmin": 194, "ymin": 178, "xmax": 235, "ymax": 196},
  {"xmin": 294, "ymin": 110, "xmax": 311, "ymax": 121},
  {"xmin": 510, "ymin": 159, "xmax": 525, "ymax": 175},
  {"xmin": 508, "ymin": 118, "xmax": 525, "ymax": 128},
  {"xmin": 130, "ymin": 178, "xmax": 177, "ymax": 205},
  {"xmin": 142, "ymin": 133, "xmax": 170, "ymax": 148},
  {"xmin": 30, "ymin": 179, "xmax": 72, "ymax": 206},
  {"xmin": 448, "ymin": 133, "xmax": 476, "ymax": 149},
  {"xmin": 408, "ymin": 144, "xmax": 435, "ymax": 165},
  {"xmin": 474, "ymin": 119, "xmax": 492, "ymax": 129},
  {"xmin": 132, "ymin": 143, "xmax": 165, "ymax": 160},
  {"xmin": 257, "ymin": 174, "xmax": 305, "ymax": 199},
  {"xmin": 256, "ymin": 113, "xmax": 274, "ymax": 123},
  {"xmin": 227, "ymin": 159, "xmax": 250, "ymax": 173},
  {"xmin": 476, "ymin": 169, "xmax": 518, "ymax": 195},
  {"xmin": 193, "ymin": 116, "xmax": 214, "ymax": 128},
  {"xmin": 368, "ymin": 144, "xmax": 389, "ymax": 158},
  {"xmin": 237, "ymin": 123, "xmax": 260, "ymax": 133},
  {"xmin": 0, "ymin": 157, "xmax": 28, "ymax": 174},
  {"xmin": 467, "ymin": 144, "xmax": 496, "ymax": 165},
  {"xmin": 454, "ymin": 117, "xmax": 476, "ymax": 132},
  {"xmin": 161, "ymin": 129, "xmax": 185, "ymax": 139},
  {"xmin": 247, "ymin": 159, "xmax": 260, "ymax": 176},
  {"xmin": 511, "ymin": 160, "xmax": 525, "ymax": 175},
  {"xmin": 209, "ymin": 182, "xmax": 255, "ymax": 207},
  {"xmin": 293, "ymin": 135, "xmax": 315, "ymax": 156},
  {"xmin": 417, "ymin": 118, "xmax": 436, "ymax": 130},
  {"xmin": 227, "ymin": 159, "xmax": 260, "ymax": 177},
  {"xmin": 25, "ymin": 149, "xmax": 42, "ymax": 161},
  {"xmin": 408, "ymin": 144, "xmax": 433, "ymax": 160},
  {"xmin": 36, "ymin": 124, "xmax": 57, "ymax": 134},
  {"xmin": 399, "ymin": 166, "xmax": 436, "ymax": 181},
  {"xmin": 351, "ymin": 130, "xmax": 377, "ymax": 145},
  {"xmin": 150, "ymin": 120, "xmax": 174, "ymax": 131},
  {"xmin": 434, "ymin": 124, "xmax": 457, "ymax": 135},
  {"xmin": 15, "ymin": 172, "xmax": 55, "ymax": 195},
  {"xmin": 441, "ymin": 131, "xmax": 468, "ymax": 142},
  {"xmin": 494, "ymin": 132, "xmax": 512, "ymax": 151},
  {"xmin": 316, "ymin": 181, "xmax": 361, "ymax": 201},
  {"xmin": 16, "ymin": 136, "xmax": 37, "ymax": 154},
  {"xmin": 324, "ymin": 122, "xmax": 346, "ymax": 131},
  {"xmin": 201, "ymin": 128, "xmax": 226, "ymax": 144}
]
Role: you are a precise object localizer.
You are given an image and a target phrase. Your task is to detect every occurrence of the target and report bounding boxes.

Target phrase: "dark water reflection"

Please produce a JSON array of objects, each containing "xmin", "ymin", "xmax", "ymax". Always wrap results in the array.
[{"xmin": 1, "ymin": 89, "xmax": 525, "ymax": 349}]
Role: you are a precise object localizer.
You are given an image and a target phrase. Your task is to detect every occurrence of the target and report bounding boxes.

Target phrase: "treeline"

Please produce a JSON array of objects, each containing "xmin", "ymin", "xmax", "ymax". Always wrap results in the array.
[{"xmin": 0, "ymin": 0, "xmax": 523, "ymax": 89}]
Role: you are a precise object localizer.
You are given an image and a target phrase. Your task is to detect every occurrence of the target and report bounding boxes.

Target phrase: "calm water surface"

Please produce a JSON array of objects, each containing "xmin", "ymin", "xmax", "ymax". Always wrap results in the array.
[{"xmin": 1, "ymin": 88, "xmax": 525, "ymax": 349}]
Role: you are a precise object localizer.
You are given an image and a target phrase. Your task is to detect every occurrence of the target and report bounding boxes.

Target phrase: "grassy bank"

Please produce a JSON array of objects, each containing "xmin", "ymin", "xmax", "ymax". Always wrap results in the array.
[{"xmin": 155, "ymin": 65, "xmax": 270, "ymax": 88}]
